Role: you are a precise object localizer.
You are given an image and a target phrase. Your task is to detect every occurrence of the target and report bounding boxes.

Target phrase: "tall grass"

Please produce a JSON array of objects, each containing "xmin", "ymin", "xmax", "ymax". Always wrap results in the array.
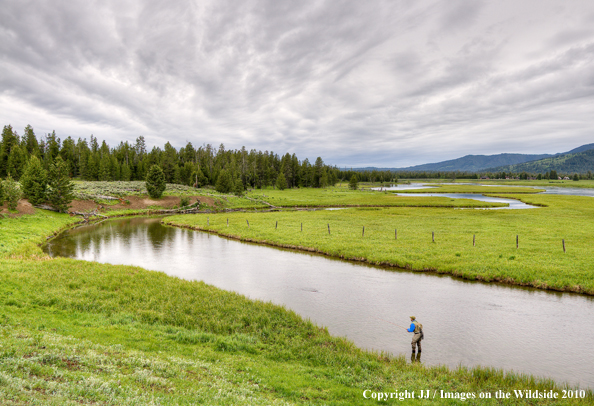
[{"xmin": 1, "ymin": 257, "xmax": 590, "ymax": 404}]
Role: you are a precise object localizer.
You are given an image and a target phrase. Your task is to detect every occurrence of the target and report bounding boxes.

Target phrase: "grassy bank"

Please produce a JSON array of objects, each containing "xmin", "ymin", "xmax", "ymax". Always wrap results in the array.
[
  {"xmin": 1, "ymin": 206, "xmax": 593, "ymax": 403},
  {"xmin": 394, "ymin": 185, "xmax": 544, "ymax": 194},
  {"xmin": 166, "ymin": 193, "xmax": 594, "ymax": 294}
]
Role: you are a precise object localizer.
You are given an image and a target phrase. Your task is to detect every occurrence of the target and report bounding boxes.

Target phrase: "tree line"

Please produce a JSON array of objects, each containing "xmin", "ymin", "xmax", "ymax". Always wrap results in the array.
[
  {"xmin": 0, "ymin": 124, "xmax": 343, "ymax": 193},
  {"xmin": 344, "ymin": 169, "xmax": 593, "ymax": 181}
]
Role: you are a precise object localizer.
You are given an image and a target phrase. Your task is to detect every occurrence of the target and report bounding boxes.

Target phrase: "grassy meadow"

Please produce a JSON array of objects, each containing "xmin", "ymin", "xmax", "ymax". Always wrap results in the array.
[
  {"xmin": 1, "ymin": 183, "xmax": 594, "ymax": 404},
  {"xmin": 246, "ymin": 186, "xmax": 512, "ymax": 208},
  {"xmin": 166, "ymin": 192, "xmax": 594, "ymax": 294}
]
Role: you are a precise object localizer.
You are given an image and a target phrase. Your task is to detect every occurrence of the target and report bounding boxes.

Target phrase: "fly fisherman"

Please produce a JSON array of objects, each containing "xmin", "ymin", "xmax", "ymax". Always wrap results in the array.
[{"xmin": 407, "ymin": 316, "xmax": 423, "ymax": 354}]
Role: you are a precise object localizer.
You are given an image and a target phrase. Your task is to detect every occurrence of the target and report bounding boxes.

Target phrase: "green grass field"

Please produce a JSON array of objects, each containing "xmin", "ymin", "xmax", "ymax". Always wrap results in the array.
[
  {"xmin": 1, "ymin": 184, "xmax": 593, "ymax": 404},
  {"xmin": 166, "ymin": 193, "xmax": 594, "ymax": 294},
  {"xmin": 246, "ymin": 186, "xmax": 511, "ymax": 208}
]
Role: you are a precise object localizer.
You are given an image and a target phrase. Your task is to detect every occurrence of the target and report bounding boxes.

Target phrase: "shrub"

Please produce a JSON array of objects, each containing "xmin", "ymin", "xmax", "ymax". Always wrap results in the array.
[
  {"xmin": 146, "ymin": 165, "xmax": 166, "ymax": 198},
  {"xmin": 3, "ymin": 175, "xmax": 21, "ymax": 210},
  {"xmin": 179, "ymin": 195, "xmax": 190, "ymax": 207}
]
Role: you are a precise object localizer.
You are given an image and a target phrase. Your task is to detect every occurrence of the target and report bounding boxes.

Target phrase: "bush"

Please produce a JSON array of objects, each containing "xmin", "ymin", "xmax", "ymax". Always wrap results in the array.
[
  {"xmin": 146, "ymin": 165, "xmax": 166, "ymax": 198},
  {"xmin": 179, "ymin": 195, "xmax": 190, "ymax": 207},
  {"xmin": 0, "ymin": 179, "xmax": 4, "ymax": 206},
  {"xmin": 3, "ymin": 175, "xmax": 21, "ymax": 210}
]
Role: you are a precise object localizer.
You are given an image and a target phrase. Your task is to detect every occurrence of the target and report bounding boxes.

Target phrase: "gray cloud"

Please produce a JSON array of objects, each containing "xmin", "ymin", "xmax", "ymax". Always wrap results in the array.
[{"xmin": 1, "ymin": 0, "xmax": 594, "ymax": 167}]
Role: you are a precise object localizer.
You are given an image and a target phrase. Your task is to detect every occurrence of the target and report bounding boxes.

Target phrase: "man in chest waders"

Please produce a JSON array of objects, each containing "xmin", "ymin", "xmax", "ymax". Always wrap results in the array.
[{"xmin": 407, "ymin": 316, "xmax": 423, "ymax": 354}]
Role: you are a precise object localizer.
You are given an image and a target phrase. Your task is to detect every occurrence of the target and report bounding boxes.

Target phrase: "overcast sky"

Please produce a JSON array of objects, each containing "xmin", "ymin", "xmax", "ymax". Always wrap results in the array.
[{"xmin": 1, "ymin": 1, "xmax": 593, "ymax": 167}]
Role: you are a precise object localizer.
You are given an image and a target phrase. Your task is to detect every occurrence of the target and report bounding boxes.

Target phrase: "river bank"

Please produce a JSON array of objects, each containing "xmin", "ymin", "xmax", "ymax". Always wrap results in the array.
[
  {"xmin": 45, "ymin": 216, "xmax": 594, "ymax": 388},
  {"xmin": 165, "ymin": 193, "xmax": 594, "ymax": 295},
  {"xmin": 1, "ymin": 202, "xmax": 592, "ymax": 403}
]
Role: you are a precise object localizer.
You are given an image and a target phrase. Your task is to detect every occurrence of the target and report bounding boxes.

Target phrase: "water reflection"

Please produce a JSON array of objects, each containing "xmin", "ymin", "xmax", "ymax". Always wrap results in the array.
[
  {"xmin": 394, "ymin": 193, "xmax": 538, "ymax": 209},
  {"xmin": 44, "ymin": 217, "xmax": 594, "ymax": 388}
]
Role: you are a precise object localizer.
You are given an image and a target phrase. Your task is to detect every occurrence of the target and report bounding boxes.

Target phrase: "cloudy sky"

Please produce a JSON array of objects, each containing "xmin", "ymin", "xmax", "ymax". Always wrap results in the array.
[{"xmin": 1, "ymin": 1, "xmax": 593, "ymax": 167}]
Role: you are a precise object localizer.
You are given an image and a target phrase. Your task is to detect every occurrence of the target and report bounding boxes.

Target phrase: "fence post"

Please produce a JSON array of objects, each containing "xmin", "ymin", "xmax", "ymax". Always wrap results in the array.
[
  {"xmin": 432, "ymin": 231, "xmax": 435, "ymax": 243},
  {"xmin": 227, "ymin": 218, "xmax": 229, "ymax": 226},
  {"xmin": 395, "ymin": 229, "xmax": 397, "ymax": 240},
  {"xmin": 301, "ymin": 223, "xmax": 303, "ymax": 232},
  {"xmin": 516, "ymin": 235, "xmax": 518, "ymax": 249},
  {"xmin": 562, "ymin": 239, "xmax": 566, "ymax": 253},
  {"xmin": 362, "ymin": 226, "xmax": 365, "ymax": 237},
  {"xmin": 276, "ymin": 221, "xmax": 278, "ymax": 229},
  {"xmin": 473, "ymin": 234, "xmax": 475, "ymax": 247},
  {"xmin": 207, "ymin": 217, "xmax": 209, "ymax": 226},
  {"xmin": 247, "ymin": 219, "xmax": 249, "ymax": 229},
  {"xmin": 328, "ymin": 224, "xmax": 330, "ymax": 235}
]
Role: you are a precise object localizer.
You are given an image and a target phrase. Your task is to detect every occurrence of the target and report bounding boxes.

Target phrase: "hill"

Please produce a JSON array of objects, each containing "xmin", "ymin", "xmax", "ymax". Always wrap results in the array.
[
  {"xmin": 487, "ymin": 148, "xmax": 594, "ymax": 174},
  {"xmin": 352, "ymin": 143, "xmax": 594, "ymax": 174},
  {"xmin": 353, "ymin": 153, "xmax": 553, "ymax": 173}
]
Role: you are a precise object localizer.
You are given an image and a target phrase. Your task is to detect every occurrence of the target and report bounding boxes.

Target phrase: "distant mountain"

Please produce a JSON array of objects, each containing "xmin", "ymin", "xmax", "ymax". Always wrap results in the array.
[
  {"xmin": 353, "ymin": 153, "xmax": 554, "ymax": 173},
  {"xmin": 565, "ymin": 143, "xmax": 594, "ymax": 154},
  {"xmin": 487, "ymin": 147, "xmax": 594, "ymax": 174},
  {"xmin": 350, "ymin": 143, "xmax": 594, "ymax": 174}
]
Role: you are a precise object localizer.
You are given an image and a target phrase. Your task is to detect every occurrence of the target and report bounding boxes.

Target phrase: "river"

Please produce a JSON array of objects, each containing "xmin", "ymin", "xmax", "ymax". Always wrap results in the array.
[{"xmin": 44, "ymin": 216, "xmax": 594, "ymax": 389}]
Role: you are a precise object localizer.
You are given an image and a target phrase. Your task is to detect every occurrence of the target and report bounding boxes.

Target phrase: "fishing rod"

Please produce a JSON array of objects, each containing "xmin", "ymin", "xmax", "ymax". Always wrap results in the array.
[{"xmin": 373, "ymin": 316, "xmax": 408, "ymax": 331}]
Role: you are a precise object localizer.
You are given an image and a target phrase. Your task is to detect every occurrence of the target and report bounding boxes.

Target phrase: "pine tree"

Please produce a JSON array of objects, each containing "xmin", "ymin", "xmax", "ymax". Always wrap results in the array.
[
  {"xmin": 23, "ymin": 124, "xmax": 39, "ymax": 156},
  {"xmin": 146, "ymin": 164, "xmax": 166, "ymax": 198},
  {"xmin": 215, "ymin": 169, "xmax": 233, "ymax": 194},
  {"xmin": 20, "ymin": 156, "xmax": 48, "ymax": 205},
  {"xmin": 192, "ymin": 166, "xmax": 207, "ymax": 188},
  {"xmin": 99, "ymin": 154, "xmax": 111, "ymax": 181},
  {"xmin": 319, "ymin": 168, "xmax": 328, "ymax": 188},
  {"xmin": 349, "ymin": 174, "xmax": 359, "ymax": 190},
  {"xmin": 233, "ymin": 174, "xmax": 244, "ymax": 196},
  {"xmin": 313, "ymin": 157, "xmax": 324, "ymax": 187},
  {"xmin": 47, "ymin": 156, "xmax": 74, "ymax": 213},
  {"xmin": 1, "ymin": 125, "xmax": 19, "ymax": 177},
  {"xmin": 7, "ymin": 144, "xmax": 26, "ymax": 180},
  {"xmin": 275, "ymin": 172, "xmax": 287, "ymax": 190},
  {"xmin": 44, "ymin": 131, "xmax": 60, "ymax": 169},
  {"xmin": 121, "ymin": 163, "xmax": 131, "ymax": 181},
  {"xmin": 180, "ymin": 162, "xmax": 194, "ymax": 185}
]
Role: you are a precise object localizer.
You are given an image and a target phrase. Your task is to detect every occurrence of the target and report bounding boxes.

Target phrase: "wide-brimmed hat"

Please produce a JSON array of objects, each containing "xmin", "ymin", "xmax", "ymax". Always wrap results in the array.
[{"xmin": 410, "ymin": 316, "xmax": 416, "ymax": 320}]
